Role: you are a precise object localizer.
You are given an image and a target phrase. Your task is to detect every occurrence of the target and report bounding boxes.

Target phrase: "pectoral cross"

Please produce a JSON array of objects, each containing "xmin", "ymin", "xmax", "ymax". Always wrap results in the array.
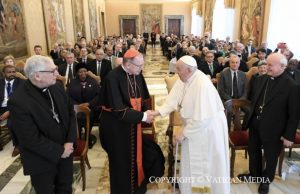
[
  {"xmin": 52, "ymin": 110, "xmax": 60, "ymax": 124},
  {"xmin": 258, "ymin": 105, "xmax": 264, "ymax": 114}
]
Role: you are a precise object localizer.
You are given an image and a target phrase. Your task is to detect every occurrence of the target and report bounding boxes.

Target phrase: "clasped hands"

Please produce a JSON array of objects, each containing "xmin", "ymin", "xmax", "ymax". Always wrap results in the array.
[
  {"xmin": 144, "ymin": 110, "xmax": 160, "ymax": 124},
  {"xmin": 61, "ymin": 142, "xmax": 74, "ymax": 158}
]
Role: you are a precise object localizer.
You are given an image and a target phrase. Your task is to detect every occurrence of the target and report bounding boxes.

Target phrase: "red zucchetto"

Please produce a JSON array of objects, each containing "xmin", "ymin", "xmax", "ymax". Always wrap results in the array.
[{"xmin": 123, "ymin": 48, "xmax": 139, "ymax": 58}]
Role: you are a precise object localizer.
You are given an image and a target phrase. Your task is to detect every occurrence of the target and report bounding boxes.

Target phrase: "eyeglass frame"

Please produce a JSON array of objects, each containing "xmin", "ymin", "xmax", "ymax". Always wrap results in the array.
[
  {"xmin": 37, "ymin": 67, "xmax": 58, "ymax": 74},
  {"xmin": 129, "ymin": 61, "xmax": 144, "ymax": 69}
]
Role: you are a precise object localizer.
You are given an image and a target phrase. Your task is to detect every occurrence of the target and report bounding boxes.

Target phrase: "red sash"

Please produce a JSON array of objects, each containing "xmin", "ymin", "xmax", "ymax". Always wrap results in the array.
[{"xmin": 130, "ymin": 97, "xmax": 144, "ymax": 186}]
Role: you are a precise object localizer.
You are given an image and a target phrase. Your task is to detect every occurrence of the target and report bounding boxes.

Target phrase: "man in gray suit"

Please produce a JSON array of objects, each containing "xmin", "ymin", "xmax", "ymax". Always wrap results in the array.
[
  {"xmin": 218, "ymin": 54, "xmax": 248, "ymax": 128},
  {"xmin": 218, "ymin": 54, "xmax": 247, "ymax": 101}
]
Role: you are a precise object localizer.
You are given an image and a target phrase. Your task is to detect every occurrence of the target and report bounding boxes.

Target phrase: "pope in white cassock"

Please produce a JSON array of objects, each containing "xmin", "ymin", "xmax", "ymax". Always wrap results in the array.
[{"xmin": 153, "ymin": 55, "xmax": 230, "ymax": 194}]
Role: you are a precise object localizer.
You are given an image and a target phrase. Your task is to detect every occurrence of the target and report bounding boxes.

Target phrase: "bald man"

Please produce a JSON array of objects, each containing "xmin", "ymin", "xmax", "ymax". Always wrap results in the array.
[{"xmin": 239, "ymin": 53, "xmax": 300, "ymax": 194}]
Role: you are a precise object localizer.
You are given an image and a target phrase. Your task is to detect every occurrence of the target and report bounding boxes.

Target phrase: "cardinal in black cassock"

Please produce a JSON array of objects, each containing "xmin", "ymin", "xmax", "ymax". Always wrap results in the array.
[{"xmin": 98, "ymin": 49, "xmax": 164, "ymax": 194}]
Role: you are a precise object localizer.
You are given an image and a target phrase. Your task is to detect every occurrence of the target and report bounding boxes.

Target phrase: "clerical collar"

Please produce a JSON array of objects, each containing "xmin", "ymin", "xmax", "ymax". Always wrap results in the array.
[
  {"xmin": 269, "ymin": 71, "xmax": 286, "ymax": 81},
  {"xmin": 121, "ymin": 65, "xmax": 132, "ymax": 75}
]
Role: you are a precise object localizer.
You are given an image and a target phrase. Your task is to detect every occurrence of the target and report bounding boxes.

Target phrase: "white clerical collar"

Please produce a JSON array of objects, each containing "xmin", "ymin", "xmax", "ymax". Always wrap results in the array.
[{"xmin": 121, "ymin": 65, "xmax": 131, "ymax": 75}]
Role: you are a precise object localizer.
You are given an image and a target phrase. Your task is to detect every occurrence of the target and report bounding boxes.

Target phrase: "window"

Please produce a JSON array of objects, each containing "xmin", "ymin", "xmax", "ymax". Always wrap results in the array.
[
  {"xmin": 267, "ymin": 0, "xmax": 300, "ymax": 59},
  {"xmin": 191, "ymin": 7, "xmax": 202, "ymax": 36},
  {"xmin": 211, "ymin": 0, "xmax": 235, "ymax": 40}
]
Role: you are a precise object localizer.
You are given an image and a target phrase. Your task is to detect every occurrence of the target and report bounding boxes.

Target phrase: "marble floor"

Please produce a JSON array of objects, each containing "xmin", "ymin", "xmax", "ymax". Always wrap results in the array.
[{"xmin": 1, "ymin": 46, "xmax": 300, "ymax": 194}]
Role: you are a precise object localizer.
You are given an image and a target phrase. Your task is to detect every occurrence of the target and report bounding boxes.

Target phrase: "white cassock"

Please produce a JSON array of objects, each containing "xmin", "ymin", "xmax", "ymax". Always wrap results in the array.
[{"xmin": 158, "ymin": 70, "xmax": 230, "ymax": 194}]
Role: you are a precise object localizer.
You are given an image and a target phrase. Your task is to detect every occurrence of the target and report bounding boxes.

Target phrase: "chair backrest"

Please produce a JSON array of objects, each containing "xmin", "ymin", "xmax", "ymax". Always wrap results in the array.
[
  {"xmin": 141, "ymin": 95, "xmax": 156, "ymax": 140},
  {"xmin": 164, "ymin": 74, "xmax": 179, "ymax": 93},
  {"xmin": 141, "ymin": 95, "xmax": 155, "ymax": 128},
  {"xmin": 164, "ymin": 74, "xmax": 183, "ymax": 126},
  {"xmin": 246, "ymin": 57, "xmax": 259, "ymax": 69},
  {"xmin": 74, "ymin": 105, "xmax": 91, "ymax": 156},
  {"xmin": 246, "ymin": 66, "xmax": 258, "ymax": 91},
  {"xmin": 223, "ymin": 99, "xmax": 251, "ymax": 131}
]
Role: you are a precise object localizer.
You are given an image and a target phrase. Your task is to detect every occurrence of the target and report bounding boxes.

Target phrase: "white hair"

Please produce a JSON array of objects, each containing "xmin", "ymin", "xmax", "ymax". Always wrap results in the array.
[{"xmin": 24, "ymin": 55, "xmax": 54, "ymax": 80}]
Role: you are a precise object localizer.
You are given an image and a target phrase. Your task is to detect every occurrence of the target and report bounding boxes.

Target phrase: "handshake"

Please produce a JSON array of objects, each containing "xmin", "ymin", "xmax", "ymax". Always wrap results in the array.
[{"xmin": 144, "ymin": 110, "xmax": 160, "ymax": 124}]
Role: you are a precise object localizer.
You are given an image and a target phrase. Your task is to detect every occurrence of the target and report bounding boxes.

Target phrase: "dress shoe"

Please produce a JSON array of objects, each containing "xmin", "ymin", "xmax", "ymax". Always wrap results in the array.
[
  {"xmin": 258, "ymin": 183, "xmax": 269, "ymax": 194},
  {"xmin": 12, "ymin": 147, "xmax": 20, "ymax": 157},
  {"xmin": 237, "ymin": 173, "xmax": 252, "ymax": 182}
]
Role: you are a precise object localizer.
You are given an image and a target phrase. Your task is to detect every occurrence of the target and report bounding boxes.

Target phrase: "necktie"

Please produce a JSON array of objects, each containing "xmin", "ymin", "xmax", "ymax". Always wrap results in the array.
[
  {"xmin": 232, "ymin": 72, "xmax": 238, "ymax": 98},
  {"xmin": 7, "ymin": 82, "xmax": 12, "ymax": 97},
  {"xmin": 97, "ymin": 61, "xmax": 102, "ymax": 76},
  {"xmin": 83, "ymin": 58, "xmax": 86, "ymax": 63},
  {"xmin": 67, "ymin": 64, "xmax": 73, "ymax": 85},
  {"xmin": 209, "ymin": 63, "xmax": 214, "ymax": 75}
]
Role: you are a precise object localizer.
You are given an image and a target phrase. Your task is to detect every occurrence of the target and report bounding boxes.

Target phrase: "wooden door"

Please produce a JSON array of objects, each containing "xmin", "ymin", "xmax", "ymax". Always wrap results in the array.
[
  {"xmin": 122, "ymin": 19, "xmax": 136, "ymax": 36},
  {"xmin": 168, "ymin": 19, "xmax": 181, "ymax": 37}
]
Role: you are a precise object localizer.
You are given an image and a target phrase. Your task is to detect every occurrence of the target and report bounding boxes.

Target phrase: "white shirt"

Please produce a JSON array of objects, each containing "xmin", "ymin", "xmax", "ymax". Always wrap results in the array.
[{"xmin": 1, "ymin": 79, "xmax": 15, "ymax": 108}]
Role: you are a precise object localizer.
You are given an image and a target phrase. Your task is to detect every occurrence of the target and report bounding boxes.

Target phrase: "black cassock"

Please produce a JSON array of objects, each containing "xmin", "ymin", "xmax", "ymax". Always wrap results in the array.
[{"xmin": 99, "ymin": 66, "xmax": 164, "ymax": 194}]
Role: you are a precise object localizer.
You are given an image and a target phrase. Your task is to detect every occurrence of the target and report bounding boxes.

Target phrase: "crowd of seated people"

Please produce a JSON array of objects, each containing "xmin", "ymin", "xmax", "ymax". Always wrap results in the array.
[
  {"xmin": 159, "ymin": 32, "xmax": 300, "ymax": 102},
  {"xmin": 0, "ymin": 34, "xmax": 149, "ymax": 152},
  {"xmin": 1, "ymin": 32, "xmax": 300, "ymax": 155}
]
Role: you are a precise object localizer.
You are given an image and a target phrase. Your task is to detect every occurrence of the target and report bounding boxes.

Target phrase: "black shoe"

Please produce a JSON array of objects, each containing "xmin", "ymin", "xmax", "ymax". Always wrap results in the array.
[
  {"xmin": 88, "ymin": 135, "xmax": 97, "ymax": 149},
  {"xmin": 258, "ymin": 183, "xmax": 269, "ymax": 194},
  {"xmin": 0, "ymin": 144, "xmax": 3, "ymax": 151},
  {"xmin": 237, "ymin": 173, "xmax": 252, "ymax": 182}
]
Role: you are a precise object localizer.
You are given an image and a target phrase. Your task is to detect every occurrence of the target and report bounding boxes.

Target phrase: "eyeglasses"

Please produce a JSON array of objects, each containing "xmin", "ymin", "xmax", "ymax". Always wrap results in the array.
[
  {"xmin": 130, "ymin": 61, "xmax": 144, "ymax": 69},
  {"xmin": 38, "ymin": 67, "xmax": 58, "ymax": 74}
]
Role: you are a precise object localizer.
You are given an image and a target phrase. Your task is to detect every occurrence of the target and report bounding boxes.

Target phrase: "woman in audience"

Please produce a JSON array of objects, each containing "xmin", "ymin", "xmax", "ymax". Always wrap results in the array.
[
  {"xmin": 3, "ymin": 55, "xmax": 27, "ymax": 80},
  {"xmin": 67, "ymin": 63, "xmax": 99, "ymax": 148}
]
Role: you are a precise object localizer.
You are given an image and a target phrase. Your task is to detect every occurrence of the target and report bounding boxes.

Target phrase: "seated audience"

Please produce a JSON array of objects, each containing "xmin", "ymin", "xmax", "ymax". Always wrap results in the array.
[
  {"xmin": 67, "ymin": 63, "xmax": 99, "ymax": 148},
  {"xmin": 0, "ymin": 65, "xmax": 25, "ymax": 154}
]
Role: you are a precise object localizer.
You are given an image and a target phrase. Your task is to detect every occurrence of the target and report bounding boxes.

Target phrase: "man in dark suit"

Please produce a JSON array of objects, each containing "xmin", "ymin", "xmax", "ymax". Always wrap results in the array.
[
  {"xmin": 54, "ymin": 49, "xmax": 67, "ymax": 67},
  {"xmin": 218, "ymin": 54, "xmax": 247, "ymax": 102},
  {"xmin": 8, "ymin": 55, "xmax": 76, "ymax": 194},
  {"xmin": 285, "ymin": 59, "xmax": 300, "ymax": 85},
  {"xmin": 113, "ymin": 43, "xmax": 124, "ymax": 58},
  {"xmin": 150, "ymin": 31, "xmax": 156, "ymax": 48},
  {"xmin": 245, "ymin": 38, "xmax": 256, "ymax": 58},
  {"xmin": 87, "ymin": 48, "xmax": 112, "ymax": 86},
  {"xmin": 238, "ymin": 53, "xmax": 300, "ymax": 194},
  {"xmin": 0, "ymin": 65, "xmax": 24, "ymax": 152},
  {"xmin": 142, "ymin": 32, "xmax": 149, "ymax": 52},
  {"xmin": 260, "ymin": 42, "xmax": 273, "ymax": 57},
  {"xmin": 78, "ymin": 47, "xmax": 93, "ymax": 64},
  {"xmin": 58, "ymin": 52, "xmax": 78, "ymax": 87},
  {"xmin": 198, "ymin": 50, "xmax": 221, "ymax": 86}
]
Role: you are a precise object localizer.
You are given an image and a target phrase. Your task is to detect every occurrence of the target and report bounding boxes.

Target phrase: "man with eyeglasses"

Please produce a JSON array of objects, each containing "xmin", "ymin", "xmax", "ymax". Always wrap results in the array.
[
  {"xmin": 8, "ymin": 55, "xmax": 76, "ymax": 194},
  {"xmin": 97, "ymin": 48, "xmax": 164, "ymax": 194}
]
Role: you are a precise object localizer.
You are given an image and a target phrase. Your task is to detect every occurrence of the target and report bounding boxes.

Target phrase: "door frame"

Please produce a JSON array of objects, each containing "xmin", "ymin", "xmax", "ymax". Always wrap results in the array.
[
  {"xmin": 164, "ymin": 15, "xmax": 184, "ymax": 36},
  {"xmin": 119, "ymin": 15, "xmax": 139, "ymax": 36}
]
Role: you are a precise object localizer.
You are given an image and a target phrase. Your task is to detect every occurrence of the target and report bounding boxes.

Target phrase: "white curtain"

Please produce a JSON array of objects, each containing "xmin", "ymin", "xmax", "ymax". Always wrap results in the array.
[
  {"xmin": 267, "ymin": 0, "xmax": 300, "ymax": 59},
  {"xmin": 211, "ymin": 0, "xmax": 235, "ymax": 40},
  {"xmin": 191, "ymin": 7, "xmax": 202, "ymax": 37}
]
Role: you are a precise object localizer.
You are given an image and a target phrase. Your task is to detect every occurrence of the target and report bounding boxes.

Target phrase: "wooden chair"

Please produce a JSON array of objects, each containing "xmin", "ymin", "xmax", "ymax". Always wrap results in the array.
[
  {"xmin": 278, "ymin": 130, "xmax": 300, "ymax": 176},
  {"xmin": 73, "ymin": 105, "xmax": 92, "ymax": 191},
  {"xmin": 141, "ymin": 95, "xmax": 156, "ymax": 140},
  {"xmin": 246, "ymin": 66, "xmax": 258, "ymax": 94},
  {"xmin": 164, "ymin": 74, "xmax": 183, "ymax": 177},
  {"xmin": 246, "ymin": 57, "xmax": 259, "ymax": 69},
  {"xmin": 224, "ymin": 99, "xmax": 251, "ymax": 177}
]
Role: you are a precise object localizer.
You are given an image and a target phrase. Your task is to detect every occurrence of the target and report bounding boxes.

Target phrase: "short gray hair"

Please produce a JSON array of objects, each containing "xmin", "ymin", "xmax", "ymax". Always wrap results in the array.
[{"xmin": 24, "ymin": 55, "xmax": 54, "ymax": 80}]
